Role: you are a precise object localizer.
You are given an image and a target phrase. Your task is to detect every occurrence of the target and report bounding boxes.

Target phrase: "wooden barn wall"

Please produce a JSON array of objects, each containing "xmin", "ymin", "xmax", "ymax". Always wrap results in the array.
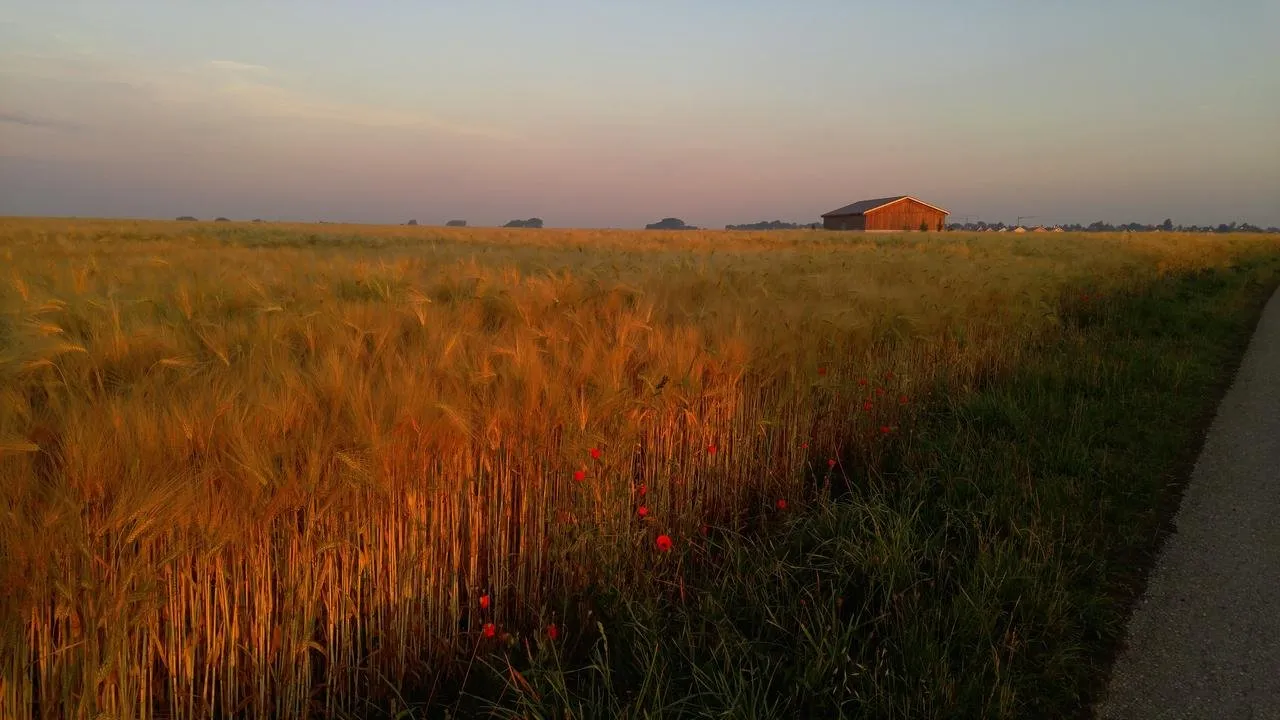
[{"xmin": 864, "ymin": 199, "xmax": 946, "ymax": 231}]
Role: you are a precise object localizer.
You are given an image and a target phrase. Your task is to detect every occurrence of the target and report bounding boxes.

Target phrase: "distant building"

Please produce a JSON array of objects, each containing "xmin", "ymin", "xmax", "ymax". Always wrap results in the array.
[{"xmin": 820, "ymin": 196, "xmax": 948, "ymax": 231}]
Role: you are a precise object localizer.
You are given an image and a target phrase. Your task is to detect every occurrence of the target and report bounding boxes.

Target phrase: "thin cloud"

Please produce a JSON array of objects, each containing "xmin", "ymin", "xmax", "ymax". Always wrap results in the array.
[
  {"xmin": 4, "ymin": 48, "xmax": 516, "ymax": 142},
  {"xmin": 208, "ymin": 59, "xmax": 269, "ymax": 73},
  {"xmin": 215, "ymin": 80, "xmax": 518, "ymax": 140},
  {"xmin": 0, "ymin": 111, "xmax": 79, "ymax": 130}
]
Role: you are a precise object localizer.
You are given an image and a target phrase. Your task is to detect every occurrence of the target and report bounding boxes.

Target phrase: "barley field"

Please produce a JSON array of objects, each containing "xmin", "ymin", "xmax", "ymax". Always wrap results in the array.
[{"xmin": 1, "ymin": 218, "xmax": 1278, "ymax": 718}]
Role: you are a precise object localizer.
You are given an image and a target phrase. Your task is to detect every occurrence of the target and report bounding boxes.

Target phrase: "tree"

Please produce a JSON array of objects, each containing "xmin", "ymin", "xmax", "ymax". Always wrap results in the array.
[
  {"xmin": 406, "ymin": 219, "xmax": 418, "ymax": 226},
  {"xmin": 446, "ymin": 220, "xmax": 467, "ymax": 227},
  {"xmin": 1160, "ymin": 218, "xmax": 1173, "ymax": 232},
  {"xmin": 176, "ymin": 216, "xmax": 198, "ymax": 221},
  {"xmin": 645, "ymin": 218, "xmax": 697, "ymax": 230},
  {"xmin": 214, "ymin": 217, "xmax": 231, "ymax": 222},
  {"xmin": 724, "ymin": 220, "xmax": 805, "ymax": 230}
]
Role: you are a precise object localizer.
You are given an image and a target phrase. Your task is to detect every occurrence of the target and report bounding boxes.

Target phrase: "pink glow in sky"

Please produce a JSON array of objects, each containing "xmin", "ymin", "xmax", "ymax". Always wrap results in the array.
[{"xmin": 1, "ymin": 1, "xmax": 1277, "ymax": 227}]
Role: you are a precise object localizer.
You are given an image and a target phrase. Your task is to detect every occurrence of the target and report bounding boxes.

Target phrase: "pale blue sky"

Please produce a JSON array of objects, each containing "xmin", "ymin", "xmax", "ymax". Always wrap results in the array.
[{"xmin": 2, "ymin": 1, "xmax": 1277, "ymax": 227}]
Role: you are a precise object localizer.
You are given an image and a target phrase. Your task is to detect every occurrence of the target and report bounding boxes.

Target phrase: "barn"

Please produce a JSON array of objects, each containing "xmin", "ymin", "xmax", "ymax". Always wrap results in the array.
[{"xmin": 821, "ymin": 196, "xmax": 949, "ymax": 232}]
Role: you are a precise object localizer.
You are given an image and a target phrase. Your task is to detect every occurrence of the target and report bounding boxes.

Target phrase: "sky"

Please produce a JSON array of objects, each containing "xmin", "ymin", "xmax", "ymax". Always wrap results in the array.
[{"xmin": 1, "ymin": 1, "xmax": 1277, "ymax": 228}]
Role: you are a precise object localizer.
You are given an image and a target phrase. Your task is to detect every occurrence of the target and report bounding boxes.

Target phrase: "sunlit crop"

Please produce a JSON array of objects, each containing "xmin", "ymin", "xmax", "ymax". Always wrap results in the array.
[{"xmin": 1, "ymin": 218, "xmax": 1274, "ymax": 718}]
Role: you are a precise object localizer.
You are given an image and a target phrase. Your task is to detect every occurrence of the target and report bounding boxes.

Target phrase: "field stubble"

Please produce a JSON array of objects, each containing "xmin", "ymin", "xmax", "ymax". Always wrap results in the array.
[{"xmin": 1, "ymin": 219, "xmax": 1276, "ymax": 718}]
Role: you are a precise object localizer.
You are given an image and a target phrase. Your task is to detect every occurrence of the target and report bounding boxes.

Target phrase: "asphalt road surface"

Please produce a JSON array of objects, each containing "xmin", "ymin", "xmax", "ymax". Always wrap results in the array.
[{"xmin": 1097, "ymin": 288, "xmax": 1280, "ymax": 719}]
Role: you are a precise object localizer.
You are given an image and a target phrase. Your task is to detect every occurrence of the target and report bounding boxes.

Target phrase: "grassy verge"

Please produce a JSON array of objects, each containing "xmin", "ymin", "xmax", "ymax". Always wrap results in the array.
[{"xmin": 458, "ymin": 256, "xmax": 1280, "ymax": 718}]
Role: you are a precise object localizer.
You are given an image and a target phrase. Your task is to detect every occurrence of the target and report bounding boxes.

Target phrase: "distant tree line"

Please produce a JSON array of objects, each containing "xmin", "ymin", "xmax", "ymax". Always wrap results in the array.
[
  {"xmin": 947, "ymin": 218, "xmax": 1279, "ymax": 233},
  {"xmin": 504, "ymin": 218, "xmax": 544, "ymax": 228},
  {"xmin": 645, "ymin": 218, "xmax": 698, "ymax": 230},
  {"xmin": 725, "ymin": 220, "xmax": 820, "ymax": 230},
  {"xmin": 170, "ymin": 214, "xmax": 1275, "ymax": 234},
  {"xmin": 406, "ymin": 218, "xmax": 544, "ymax": 228}
]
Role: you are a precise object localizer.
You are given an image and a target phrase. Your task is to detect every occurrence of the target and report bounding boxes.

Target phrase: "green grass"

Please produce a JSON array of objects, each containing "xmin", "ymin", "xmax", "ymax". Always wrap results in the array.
[{"xmin": 442, "ymin": 256, "xmax": 1280, "ymax": 719}]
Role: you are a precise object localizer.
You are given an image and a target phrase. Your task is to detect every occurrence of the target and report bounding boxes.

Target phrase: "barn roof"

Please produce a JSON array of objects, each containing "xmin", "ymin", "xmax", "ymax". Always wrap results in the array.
[{"xmin": 821, "ymin": 195, "xmax": 949, "ymax": 217}]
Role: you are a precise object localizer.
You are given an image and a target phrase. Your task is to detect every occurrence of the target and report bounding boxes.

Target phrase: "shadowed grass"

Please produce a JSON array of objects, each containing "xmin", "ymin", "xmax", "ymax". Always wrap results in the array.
[{"xmin": 470, "ymin": 256, "xmax": 1280, "ymax": 719}]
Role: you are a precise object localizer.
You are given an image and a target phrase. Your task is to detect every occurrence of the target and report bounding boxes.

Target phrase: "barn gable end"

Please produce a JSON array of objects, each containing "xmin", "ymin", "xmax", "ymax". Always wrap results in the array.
[{"xmin": 821, "ymin": 195, "xmax": 949, "ymax": 231}]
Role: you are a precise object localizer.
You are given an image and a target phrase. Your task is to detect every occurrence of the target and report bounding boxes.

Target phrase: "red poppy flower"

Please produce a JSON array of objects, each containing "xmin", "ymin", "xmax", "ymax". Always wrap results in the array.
[
  {"xmin": 479, "ymin": 594, "xmax": 490, "ymax": 610},
  {"xmin": 858, "ymin": 378, "xmax": 868, "ymax": 386},
  {"xmin": 573, "ymin": 470, "xmax": 586, "ymax": 482},
  {"xmin": 899, "ymin": 394, "xmax": 909, "ymax": 405},
  {"xmin": 546, "ymin": 623, "xmax": 559, "ymax": 641},
  {"xmin": 885, "ymin": 371, "xmax": 895, "ymax": 381},
  {"xmin": 880, "ymin": 425, "xmax": 893, "ymax": 435},
  {"xmin": 707, "ymin": 444, "xmax": 717, "ymax": 455},
  {"xmin": 1081, "ymin": 294, "xmax": 1090, "ymax": 302},
  {"xmin": 776, "ymin": 498, "xmax": 787, "ymax": 510},
  {"xmin": 638, "ymin": 483, "xmax": 648, "ymax": 496},
  {"xmin": 818, "ymin": 366, "xmax": 827, "ymax": 376},
  {"xmin": 699, "ymin": 524, "xmax": 709, "ymax": 536},
  {"xmin": 863, "ymin": 400, "xmax": 874, "ymax": 412},
  {"xmin": 800, "ymin": 442, "xmax": 808, "ymax": 449},
  {"xmin": 655, "ymin": 534, "xmax": 673, "ymax": 552},
  {"xmin": 827, "ymin": 458, "xmax": 837, "ymax": 469},
  {"xmin": 483, "ymin": 623, "xmax": 496, "ymax": 638},
  {"xmin": 876, "ymin": 387, "xmax": 885, "ymax": 397},
  {"xmin": 637, "ymin": 505, "xmax": 649, "ymax": 518},
  {"xmin": 590, "ymin": 447, "xmax": 601, "ymax": 460}
]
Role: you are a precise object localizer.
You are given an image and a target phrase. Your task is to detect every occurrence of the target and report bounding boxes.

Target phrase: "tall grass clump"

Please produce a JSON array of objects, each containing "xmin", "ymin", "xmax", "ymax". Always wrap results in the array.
[{"xmin": 1, "ymin": 218, "xmax": 1277, "ymax": 718}]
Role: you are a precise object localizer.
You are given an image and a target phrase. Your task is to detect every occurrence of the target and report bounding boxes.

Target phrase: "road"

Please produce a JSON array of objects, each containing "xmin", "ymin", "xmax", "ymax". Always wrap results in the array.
[{"xmin": 1097, "ymin": 288, "xmax": 1280, "ymax": 719}]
